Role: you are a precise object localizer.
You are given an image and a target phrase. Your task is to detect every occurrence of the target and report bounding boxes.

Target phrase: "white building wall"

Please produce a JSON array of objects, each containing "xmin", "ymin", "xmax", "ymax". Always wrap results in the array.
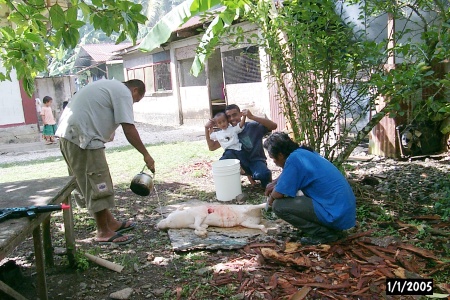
[
  {"xmin": 0, "ymin": 66, "xmax": 24, "ymax": 126},
  {"xmin": 123, "ymin": 50, "xmax": 181, "ymax": 126},
  {"xmin": 225, "ymin": 82, "xmax": 269, "ymax": 117}
]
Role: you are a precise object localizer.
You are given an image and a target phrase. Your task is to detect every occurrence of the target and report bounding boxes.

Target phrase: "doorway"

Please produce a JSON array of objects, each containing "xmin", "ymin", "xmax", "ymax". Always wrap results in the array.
[{"xmin": 207, "ymin": 48, "xmax": 226, "ymax": 118}]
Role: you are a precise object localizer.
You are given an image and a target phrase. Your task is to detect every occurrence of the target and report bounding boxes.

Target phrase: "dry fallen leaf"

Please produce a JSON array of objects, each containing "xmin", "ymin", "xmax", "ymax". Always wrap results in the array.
[
  {"xmin": 261, "ymin": 248, "xmax": 311, "ymax": 267},
  {"xmin": 285, "ymin": 242, "xmax": 301, "ymax": 253},
  {"xmin": 289, "ymin": 286, "xmax": 312, "ymax": 300},
  {"xmin": 393, "ymin": 267, "xmax": 406, "ymax": 278}
]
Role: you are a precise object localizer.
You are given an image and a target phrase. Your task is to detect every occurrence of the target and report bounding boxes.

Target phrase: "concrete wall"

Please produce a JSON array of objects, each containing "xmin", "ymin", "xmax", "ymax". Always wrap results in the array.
[
  {"xmin": 123, "ymin": 50, "xmax": 181, "ymax": 126},
  {"xmin": 133, "ymin": 93, "xmax": 180, "ymax": 125},
  {"xmin": 0, "ymin": 67, "xmax": 24, "ymax": 126},
  {"xmin": 123, "ymin": 22, "xmax": 274, "ymax": 127},
  {"xmin": 107, "ymin": 62, "xmax": 125, "ymax": 82},
  {"xmin": 179, "ymin": 86, "xmax": 210, "ymax": 125},
  {"xmin": 172, "ymin": 37, "xmax": 210, "ymax": 125},
  {"xmin": 225, "ymin": 82, "xmax": 269, "ymax": 117},
  {"xmin": 0, "ymin": 66, "xmax": 40, "ymax": 144},
  {"xmin": 0, "ymin": 123, "xmax": 40, "ymax": 144}
]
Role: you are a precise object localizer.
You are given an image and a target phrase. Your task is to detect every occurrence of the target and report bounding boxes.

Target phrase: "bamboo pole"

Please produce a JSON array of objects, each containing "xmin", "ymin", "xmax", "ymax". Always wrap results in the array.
[{"xmin": 85, "ymin": 253, "xmax": 124, "ymax": 273}]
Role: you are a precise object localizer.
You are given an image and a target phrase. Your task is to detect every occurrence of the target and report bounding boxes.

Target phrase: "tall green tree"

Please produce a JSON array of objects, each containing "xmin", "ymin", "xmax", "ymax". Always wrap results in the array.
[
  {"xmin": 140, "ymin": 0, "xmax": 449, "ymax": 163},
  {"xmin": 0, "ymin": 0, "xmax": 147, "ymax": 95}
]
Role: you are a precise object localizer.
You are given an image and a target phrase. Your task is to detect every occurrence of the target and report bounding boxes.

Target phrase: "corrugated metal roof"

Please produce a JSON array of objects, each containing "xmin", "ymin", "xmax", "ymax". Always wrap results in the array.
[
  {"xmin": 175, "ymin": 15, "xmax": 203, "ymax": 32},
  {"xmin": 175, "ymin": 6, "xmax": 226, "ymax": 32},
  {"xmin": 74, "ymin": 43, "xmax": 132, "ymax": 68}
]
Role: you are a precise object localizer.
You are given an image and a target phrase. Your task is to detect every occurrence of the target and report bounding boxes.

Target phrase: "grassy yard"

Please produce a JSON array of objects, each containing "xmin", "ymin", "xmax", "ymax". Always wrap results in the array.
[
  {"xmin": 1, "ymin": 141, "xmax": 449, "ymax": 299},
  {"xmin": 0, "ymin": 140, "xmax": 220, "ymax": 185}
]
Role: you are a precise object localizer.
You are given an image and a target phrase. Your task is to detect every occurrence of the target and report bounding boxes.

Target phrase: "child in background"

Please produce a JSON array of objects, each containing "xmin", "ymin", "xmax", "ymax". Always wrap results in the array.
[
  {"xmin": 40, "ymin": 96, "xmax": 57, "ymax": 144},
  {"xmin": 208, "ymin": 111, "xmax": 256, "ymax": 184}
]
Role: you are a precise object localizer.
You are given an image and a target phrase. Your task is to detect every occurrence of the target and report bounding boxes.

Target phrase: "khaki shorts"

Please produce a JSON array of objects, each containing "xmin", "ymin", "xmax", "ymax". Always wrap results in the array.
[{"xmin": 59, "ymin": 138, "xmax": 115, "ymax": 214}]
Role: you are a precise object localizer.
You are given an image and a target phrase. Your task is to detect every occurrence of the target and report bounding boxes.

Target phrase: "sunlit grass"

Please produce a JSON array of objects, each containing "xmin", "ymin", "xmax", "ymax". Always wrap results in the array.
[{"xmin": 0, "ymin": 141, "xmax": 220, "ymax": 184}]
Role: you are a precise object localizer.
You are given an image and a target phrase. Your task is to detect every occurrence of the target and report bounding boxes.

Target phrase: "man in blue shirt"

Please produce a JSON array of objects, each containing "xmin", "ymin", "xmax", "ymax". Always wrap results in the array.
[
  {"xmin": 205, "ymin": 104, "xmax": 277, "ymax": 188},
  {"xmin": 263, "ymin": 132, "xmax": 356, "ymax": 245}
]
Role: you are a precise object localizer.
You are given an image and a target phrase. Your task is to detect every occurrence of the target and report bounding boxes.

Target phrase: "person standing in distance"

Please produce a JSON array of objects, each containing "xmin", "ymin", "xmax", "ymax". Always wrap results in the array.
[
  {"xmin": 56, "ymin": 79, "xmax": 155, "ymax": 245},
  {"xmin": 40, "ymin": 96, "xmax": 57, "ymax": 144}
]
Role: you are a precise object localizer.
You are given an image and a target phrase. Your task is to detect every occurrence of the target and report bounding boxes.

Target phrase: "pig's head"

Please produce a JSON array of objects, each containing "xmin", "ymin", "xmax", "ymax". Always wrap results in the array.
[
  {"xmin": 156, "ymin": 218, "xmax": 169, "ymax": 230},
  {"xmin": 156, "ymin": 209, "xmax": 192, "ymax": 230}
]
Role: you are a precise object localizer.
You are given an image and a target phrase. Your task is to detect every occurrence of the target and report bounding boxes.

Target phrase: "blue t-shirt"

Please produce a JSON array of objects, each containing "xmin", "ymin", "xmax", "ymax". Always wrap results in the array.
[
  {"xmin": 274, "ymin": 148, "xmax": 356, "ymax": 230},
  {"xmin": 237, "ymin": 121, "xmax": 269, "ymax": 162}
]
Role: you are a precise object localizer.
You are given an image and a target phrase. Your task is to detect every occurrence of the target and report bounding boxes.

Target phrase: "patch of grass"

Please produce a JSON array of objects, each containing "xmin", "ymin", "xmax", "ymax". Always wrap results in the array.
[
  {"xmin": 146, "ymin": 232, "xmax": 171, "ymax": 248},
  {"xmin": 0, "ymin": 157, "xmax": 68, "ymax": 183},
  {"xmin": 115, "ymin": 253, "xmax": 141, "ymax": 268},
  {"xmin": 0, "ymin": 141, "xmax": 219, "ymax": 184},
  {"xmin": 73, "ymin": 211, "xmax": 96, "ymax": 232},
  {"xmin": 213, "ymin": 284, "xmax": 238, "ymax": 297},
  {"xmin": 371, "ymin": 226, "xmax": 400, "ymax": 237},
  {"xmin": 74, "ymin": 251, "xmax": 91, "ymax": 271},
  {"xmin": 192, "ymin": 169, "xmax": 206, "ymax": 178},
  {"xmin": 433, "ymin": 176, "xmax": 450, "ymax": 221},
  {"xmin": 356, "ymin": 204, "xmax": 373, "ymax": 229},
  {"xmin": 376, "ymin": 207, "xmax": 394, "ymax": 222}
]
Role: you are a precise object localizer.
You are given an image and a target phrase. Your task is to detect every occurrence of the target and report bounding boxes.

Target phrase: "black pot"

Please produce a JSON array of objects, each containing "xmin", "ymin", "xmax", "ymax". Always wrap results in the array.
[{"xmin": 130, "ymin": 166, "xmax": 154, "ymax": 196}]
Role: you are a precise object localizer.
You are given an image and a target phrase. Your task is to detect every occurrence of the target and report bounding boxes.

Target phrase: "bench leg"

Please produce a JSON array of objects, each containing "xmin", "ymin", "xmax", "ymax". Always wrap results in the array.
[
  {"xmin": 32, "ymin": 226, "xmax": 48, "ymax": 300},
  {"xmin": 63, "ymin": 194, "xmax": 76, "ymax": 267},
  {"xmin": 0, "ymin": 280, "xmax": 28, "ymax": 300},
  {"xmin": 42, "ymin": 216, "xmax": 54, "ymax": 267}
]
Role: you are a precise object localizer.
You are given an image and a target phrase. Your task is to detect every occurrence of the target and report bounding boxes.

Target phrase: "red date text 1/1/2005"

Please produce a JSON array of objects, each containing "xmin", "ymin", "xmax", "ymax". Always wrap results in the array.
[{"xmin": 386, "ymin": 278, "xmax": 433, "ymax": 295}]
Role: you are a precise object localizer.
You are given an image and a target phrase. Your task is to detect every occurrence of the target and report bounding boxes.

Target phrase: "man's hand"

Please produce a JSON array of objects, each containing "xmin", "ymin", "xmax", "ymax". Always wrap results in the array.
[
  {"xmin": 108, "ymin": 131, "xmax": 115, "ymax": 142},
  {"xmin": 264, "ymin": 181, "xmax": 276, "ymax": 196},
  {"xmin": 241, "ymin": 109, "xmax": 277, "ymax": 131},
  {"xmin": 241, "ymin": 109, "xmax": 254, "ymax": 119},
  {"xmin": 205, "ymin": 119, "xmax": 221, "ymax": 151},
  {"xmin": 144, "ymin": 154, "xmax": 155, "ymax": 174}
]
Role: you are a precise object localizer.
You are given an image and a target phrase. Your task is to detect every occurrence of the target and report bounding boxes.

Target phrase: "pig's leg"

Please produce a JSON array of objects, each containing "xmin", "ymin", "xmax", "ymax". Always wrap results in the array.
[
  {"xmin": 240, "ymin": 220, "xmax": 268, "ymax": 233},
  {"xmin": 192, "ymin": 215, "xmax": 208, "ymax": 237}
]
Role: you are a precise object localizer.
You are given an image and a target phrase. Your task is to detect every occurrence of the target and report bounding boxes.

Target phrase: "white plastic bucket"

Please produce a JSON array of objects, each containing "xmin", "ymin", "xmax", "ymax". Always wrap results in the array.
[{"xmin": 212, "ymin": 159, "xmax": 242, "ymax": 201}]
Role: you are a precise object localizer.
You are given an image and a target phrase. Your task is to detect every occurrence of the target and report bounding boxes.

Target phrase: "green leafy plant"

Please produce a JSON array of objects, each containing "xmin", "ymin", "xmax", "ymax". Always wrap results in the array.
[
  {"xmin": 0, "ymin": 0, "xmax": 147, "ymax": 95},
  {"xmin": 141, "ymin": 0, "xmax": 449, "ymax": 163},
  {"xmin": 74, "ymin": 251, "xmax": 91, "ymax": 271}
]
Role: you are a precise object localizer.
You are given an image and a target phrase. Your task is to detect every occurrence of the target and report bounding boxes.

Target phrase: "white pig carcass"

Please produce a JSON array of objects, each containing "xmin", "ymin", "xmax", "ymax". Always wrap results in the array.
[{"xmin": 157, "ymin": 203, "xmax": 268, "ymax": 237}]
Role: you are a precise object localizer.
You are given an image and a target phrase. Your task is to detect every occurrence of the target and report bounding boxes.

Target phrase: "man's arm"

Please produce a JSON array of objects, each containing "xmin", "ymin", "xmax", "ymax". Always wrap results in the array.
[
  {"xmin": 242, "ymin": 109, "xmax": 277, "ymax": 131},
  {"xmin": 264, "ymin": 178, "xmax": 278, "ymax": 196},
  {"xmin": 121, "ymin": 123, "xmax": 155, "ymax": 173},
  {"xmin": 204, "ymin": 119, "xmax": 221, "ymax": 151},
  {"xmin": 267, "ymin": 190, "xmax": 284, "ymax": 206}
]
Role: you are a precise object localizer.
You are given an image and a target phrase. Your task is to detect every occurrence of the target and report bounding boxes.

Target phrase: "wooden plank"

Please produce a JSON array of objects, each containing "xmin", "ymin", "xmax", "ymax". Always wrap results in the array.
[
  {"xmin": 42, "ymin": 216, "xmax": 53, "ymax": 267},
  {"xmin": 63, "ymin": 194, "xmax": 76, "ymax": 266},
  {"xmin": 0, "ymin": 176, "xmax": 76, "ymax": 259},
  {"xmin": 0, "ymin": 176, "xmax": 76, "ymax": 300},
  {"xmin": 33, "ymin": 226, "xmax": 48, "ymax": 300},
  {"xmin": 0, "ymin": 280, "xmax": 28, "ymax": 300}
]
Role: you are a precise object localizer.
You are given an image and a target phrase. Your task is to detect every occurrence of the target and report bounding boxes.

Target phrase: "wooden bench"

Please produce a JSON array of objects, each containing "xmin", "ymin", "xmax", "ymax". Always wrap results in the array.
[{"xmin": 0, "ymin": 176, "xmax": 77, "ymax": 300}]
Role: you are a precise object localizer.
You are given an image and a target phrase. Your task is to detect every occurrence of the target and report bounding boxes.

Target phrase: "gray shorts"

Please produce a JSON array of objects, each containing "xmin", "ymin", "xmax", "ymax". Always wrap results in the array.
[{"xmin": 59, "ymin": 138, "xmax": 115, "ymax": 214}]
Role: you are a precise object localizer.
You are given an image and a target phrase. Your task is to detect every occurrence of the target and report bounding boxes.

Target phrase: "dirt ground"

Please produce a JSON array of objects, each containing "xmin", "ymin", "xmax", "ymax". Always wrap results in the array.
[{"xmin": 0, "ymin": 140, "xmax": 449, "ymax": 299}]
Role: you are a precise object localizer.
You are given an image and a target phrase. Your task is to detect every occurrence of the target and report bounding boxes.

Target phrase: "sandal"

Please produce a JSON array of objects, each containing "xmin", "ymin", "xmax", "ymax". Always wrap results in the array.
[
  {"xmin": 97, "ymin": 233, "xmax": 134, "ymax": 245},
  {"xmin": 115, "ymin": 221, "xmax": 137, "ymax": 233}
]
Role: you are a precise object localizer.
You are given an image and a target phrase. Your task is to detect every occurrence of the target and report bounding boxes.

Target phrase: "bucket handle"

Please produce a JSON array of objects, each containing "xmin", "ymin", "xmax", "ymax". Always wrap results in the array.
[{"xmin": 141, "ymin": 165, "xmax": 155, "ymax": 179}]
